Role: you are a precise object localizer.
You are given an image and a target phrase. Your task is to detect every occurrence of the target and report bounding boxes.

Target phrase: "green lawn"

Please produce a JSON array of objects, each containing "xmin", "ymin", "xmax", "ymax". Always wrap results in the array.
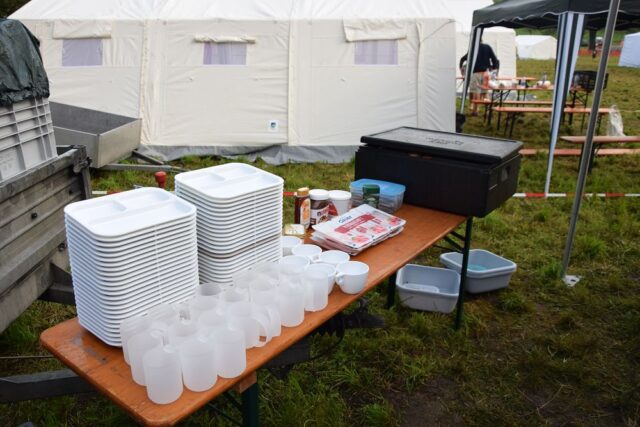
[{"xmin": 1, "ymin": 59, "xmax": 639, "ymax": 426}]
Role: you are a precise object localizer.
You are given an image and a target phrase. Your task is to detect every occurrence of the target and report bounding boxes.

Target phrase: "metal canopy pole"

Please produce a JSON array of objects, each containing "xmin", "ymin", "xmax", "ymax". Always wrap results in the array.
[
  {"xmin": 562, "ymin": 0, "xmax": 621, "ymax": 285},
  {"xmin": 459, "ymin": 27, "xmax": 483, "ymax": 113},
  {"xmin": 544, "ymin": 12, "xmax": 584, "ymax": 196}
]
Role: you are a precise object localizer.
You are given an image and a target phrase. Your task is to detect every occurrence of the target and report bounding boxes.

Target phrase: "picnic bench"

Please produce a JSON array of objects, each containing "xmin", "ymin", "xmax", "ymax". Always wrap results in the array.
[
  {"xmin": 39, "ymin": 204, "xmax": 472, "ymax": 426},
  {"xmin": 494, "ymin": 106, "xmax": 613, "ymax": 138},
  {"xmin": 560, "ymin": 135, "xmax": 640, "ymax": 169}
]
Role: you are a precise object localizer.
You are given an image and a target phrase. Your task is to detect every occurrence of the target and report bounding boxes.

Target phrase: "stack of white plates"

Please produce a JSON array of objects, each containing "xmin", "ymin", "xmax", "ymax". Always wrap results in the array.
[
  {"xmin": 64, "ymin": 188, "xmax": 199, "ymax": 346},
  {"xmin": 175, "ymin": 163, "xmax": 283, "ymax": 285}
]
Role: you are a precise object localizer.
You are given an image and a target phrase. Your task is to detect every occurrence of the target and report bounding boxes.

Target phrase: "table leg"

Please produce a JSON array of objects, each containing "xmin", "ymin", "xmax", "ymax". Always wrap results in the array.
[
  {"xmin": 454, "ymin": 218, "xmax": 474, "ymax": 330},
  {"xmin": 386, "ymin": 272, "xmax": 397, "ymax": 309},
  {"xmin": 241, "ymin": 382, "xmax": 259, "ymax": 427}
]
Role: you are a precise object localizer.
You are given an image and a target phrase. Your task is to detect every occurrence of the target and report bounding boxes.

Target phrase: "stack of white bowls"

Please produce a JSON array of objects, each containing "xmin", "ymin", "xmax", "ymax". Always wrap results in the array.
[
  {"xmin": 175, "ymin": 163, "xmax": 283, "ymax": 285},
  {"xmin": 64, "ymin": 188, "xmax": 199, "ymax": 346}
]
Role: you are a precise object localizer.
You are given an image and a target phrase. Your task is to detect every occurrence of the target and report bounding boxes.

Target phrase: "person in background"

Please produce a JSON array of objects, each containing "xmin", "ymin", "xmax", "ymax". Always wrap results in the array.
[{"xmin": 459, "ymin": 40, "xmax": 500, "ymax": 116}]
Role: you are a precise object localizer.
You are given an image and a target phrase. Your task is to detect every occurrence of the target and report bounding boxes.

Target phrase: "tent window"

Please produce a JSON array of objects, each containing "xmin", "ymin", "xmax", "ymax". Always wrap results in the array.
[
  {"xmin": 62, "ymin": 39, "xmax": 103, "ymax": 67},
  {"xmin": 354, "ymin": 40, "xmax": 398, "ymax": 65},
  {"xmin": 203, "ymin": 43, "xmax": 247, "ymax": 65}
]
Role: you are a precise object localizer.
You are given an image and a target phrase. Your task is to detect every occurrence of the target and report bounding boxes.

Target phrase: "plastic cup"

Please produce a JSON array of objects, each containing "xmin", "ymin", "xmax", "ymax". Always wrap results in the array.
[
  {"xmin": 335, "ymin": 261, "xmax": 369, "ymax": 294},
  {"xmin": 211, "ymin": 326, "xmax": 246, "ymax": 378},
  {"xmin": 291, "ymin": 244, "xmax": 322, "ymax": 262},
  {"xmin": 303, "ymin": 269, "xmax": 328, "ymax": 312},
  {"xmin": 120, "ymin": 315, "xmax": 150, "ymax": 364},
  {"xmin": 305, "ymin": 263, "xmax": 336, "ymax": 294},
  {"xmin": 143, "ymin": 345, "xmax": 183, "ymax": 404},
  {"xmin": 227, "ymin": 301, "xmax": 272, "ymax": 348},
  {"xmin": 188, "ymin": 295, "xmax": 221, "ymax": 320},
  {"xmin": 196, "ymin": 282, "xmax": 225, "ymax": 298},
  {"xmin": 197, "ymin": 309, "xmax": 228, "ymax": 334},
  {"xmin": 128, "ymin": 330, "xmax": 163, "ymax": 386},
  {"xmin": 277, "ymin": 282, "xmax": 305, "ymax": 327},
  {"xmin": 147, "ymin": 303, "xmax": 179, "ymax": 325},
  {"xmin": 168, "ymin": 319, "xmax": 198, "ymax": 348},
  {"xmin": 281, "ymin": 236, "xmax": 302, "ymax": 256},
  {"xmin": 220, "ymin": 286, "xmax": 249, "ymax": 304},
  {"xmin": 179, "ymin": 335, "xmax": 217, "ymax": 392}
]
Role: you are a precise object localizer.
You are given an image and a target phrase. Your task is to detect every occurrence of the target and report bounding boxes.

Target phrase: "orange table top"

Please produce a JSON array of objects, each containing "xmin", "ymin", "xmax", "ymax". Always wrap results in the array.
[
  {"xmin": 479, "ymin": 84, "xmax": 555, "ymax": 91},
  {"xmin": 40, "ymin": 204, "xmax": 465, "ymax": 427}
]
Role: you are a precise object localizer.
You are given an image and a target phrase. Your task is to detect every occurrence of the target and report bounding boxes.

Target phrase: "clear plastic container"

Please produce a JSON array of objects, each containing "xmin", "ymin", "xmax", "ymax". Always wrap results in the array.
[
  {"xmin": 350, "ymin": 179, "xmax": 406, "ymax": 213},
  {"xmin": 440, "ymin": 249, "xmax": 517, "ymax": 294}
]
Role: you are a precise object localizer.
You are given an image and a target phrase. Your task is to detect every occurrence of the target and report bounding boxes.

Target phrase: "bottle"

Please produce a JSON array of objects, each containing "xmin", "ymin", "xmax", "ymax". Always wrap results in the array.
[
  {"xmin": 309, "ymin": 189, "xmax": 330, "ymax": 226},
  {"xmin": 362, "ymin": 184, "xmax": 380, "ymax": 209},
  {"xmin": 294, "ymin": 187, "xmax": 311, "ymax": 230}
]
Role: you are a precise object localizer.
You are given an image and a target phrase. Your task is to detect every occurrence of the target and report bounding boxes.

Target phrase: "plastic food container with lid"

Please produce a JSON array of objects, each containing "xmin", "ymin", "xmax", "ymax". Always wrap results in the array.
[{"xmin": 350, "ymin": 179, "xmax": 406, "ymax": 213}]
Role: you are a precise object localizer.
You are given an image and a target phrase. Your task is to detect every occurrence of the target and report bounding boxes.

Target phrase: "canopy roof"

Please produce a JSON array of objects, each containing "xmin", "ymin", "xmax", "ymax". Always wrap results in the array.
[
  {"xmin": 472, "ymin": 0, "xmax": 640, "ymax": 30},
  {"xmin": 12, "ymin": 0, "xmax": 459, "ymax": 20}
]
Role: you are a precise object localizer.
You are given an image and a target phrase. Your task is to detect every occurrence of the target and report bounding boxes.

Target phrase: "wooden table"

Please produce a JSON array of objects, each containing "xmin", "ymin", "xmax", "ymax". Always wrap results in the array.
[
  {"xmin": 560, "ymin": 135, "xmax": 640, "ymax": 170},
  {"xmin": 477, "ymin": 84, "xmax": 555, "ymax": 126},
  {"xmin": 40, "ymin": 205, "xmax": 468, "ymax": 427},
  {"xmin": 493, "ymin": 106, "xmax": 613, "ymax": 138}
]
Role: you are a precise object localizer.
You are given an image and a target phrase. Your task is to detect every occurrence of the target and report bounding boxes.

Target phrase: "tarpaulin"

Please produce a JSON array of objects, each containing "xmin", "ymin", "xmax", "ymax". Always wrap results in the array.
[{"xmin": 0, "ymin": 19, "xmax": 49, "ymax": 106}]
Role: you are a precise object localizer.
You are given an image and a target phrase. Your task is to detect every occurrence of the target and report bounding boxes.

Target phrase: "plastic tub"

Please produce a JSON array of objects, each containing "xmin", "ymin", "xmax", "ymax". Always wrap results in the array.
[
  {"xmin": 396, "ymin": 264, "xmax": 460, "ymax": 313},
  {"xmin": 439, "ymin": 249, "xmax": 517, "ymax": 294},
  {"xmin": 350, "ymin": 179, "xmax": 405, "ymax": 213}
]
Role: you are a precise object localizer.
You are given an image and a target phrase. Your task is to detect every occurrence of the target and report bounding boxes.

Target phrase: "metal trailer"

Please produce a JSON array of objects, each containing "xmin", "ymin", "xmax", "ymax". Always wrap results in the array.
[{"xmin": 0, "ymin": 145, "xmax": 95, "ymax": 402}]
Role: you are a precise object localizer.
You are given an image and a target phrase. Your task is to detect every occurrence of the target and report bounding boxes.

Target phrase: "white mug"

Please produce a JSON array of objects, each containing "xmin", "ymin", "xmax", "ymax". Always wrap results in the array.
[
  {"xmin": 281, "ymin": 236, "xmax": 302, "ymax": 256},
  {"xmin": 291, "ymin": 244, "xmax": 323, "ymax": 262},
  {"xmin": 279, "ymin": 255, "xmax": 310, "ymax": 270},
  {"xmin": 335, "ymin": 261, "xmax": 369, "ymax": 294},
  {"xmin": 318, "ymin": 250, "xmax": 350, "ymax": 266}
]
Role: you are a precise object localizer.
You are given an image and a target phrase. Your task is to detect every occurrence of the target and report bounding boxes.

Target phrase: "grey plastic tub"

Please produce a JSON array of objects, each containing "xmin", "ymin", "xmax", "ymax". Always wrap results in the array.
[
  {"xmin": 396, "ymin": 264, "xmax": 460, "ymax": 313},
  {"xmin": 440, "ymin": 249, "xmax": 517, "ymax": 294}
]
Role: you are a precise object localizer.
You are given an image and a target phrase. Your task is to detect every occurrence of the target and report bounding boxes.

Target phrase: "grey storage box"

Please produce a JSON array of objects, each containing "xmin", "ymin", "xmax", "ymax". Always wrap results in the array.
[
  {"xmin": 396, "ymin": 264, "xmax": 460, "ymax": 313},
  {"xmin": 440, "ymin": 249, "xmax": 517, "ymax": 294},
  {"xmin": 0, "ymin": 97, "xmax": 57, "ymax": 182},
  {"xmin": 50, "ymin": 102, "xmax": 141, "ymax": 168}
]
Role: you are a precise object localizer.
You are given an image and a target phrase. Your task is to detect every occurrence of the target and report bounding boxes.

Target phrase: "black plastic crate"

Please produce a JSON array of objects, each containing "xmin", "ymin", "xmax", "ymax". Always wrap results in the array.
[
  {"xmin": 355, "ymin": 127, "xmax": 522, "ymax": 217},
  {"xmin": 573, "ymin": 70, "xmax": 608, "ymax": 92}
]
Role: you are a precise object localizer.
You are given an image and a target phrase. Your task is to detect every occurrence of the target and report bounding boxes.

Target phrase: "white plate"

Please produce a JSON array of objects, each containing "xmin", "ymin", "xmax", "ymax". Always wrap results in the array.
[
  {"xmin": 197, "ymin": 233, "xmax": 281, "ymax": 257},
  {"xmin": 66, "ymin": 230, "xmax": 197, "ymax": 262},
  {"xmin": 195, "ymin": 227, "xmax": 281, "ymax": 250},
  {"xmin": 64, "ymin": 221, "xmax": 196, "ymax": 250},
  {"xmin": 64, "ymin": 215, "xmax": 196, "ymax": 245},
  {"xmin": 198, "ymin": 244, "xmax": 281, "ymax": 273},
  {"xmin": 72, "ymin": 258, "xmax": 198, "ymax": 292},
  {"xmin": 176, "ymin": 185, "xmax": 282, "ymax": 210},
  {"xmin": 175, "ymin": 163, "xmax": 284, "ymax": 201},
  {"xmin": 75, "ymin": 282, "xmax": 197, "ymax": 318},
  {"xmin": 74, "ymin": 274, "xmax": 197, "ymax": 308},
  {"xmin": 177, "ymin": 192, "xmax": 282, "ymax": 214},
  {"xmin": 64, "ymin": 188, "xmax": 196, "ymax": 239},
  {"xmin": 68, "ymin": 245, "xmax": 198, "ymax": 275}
]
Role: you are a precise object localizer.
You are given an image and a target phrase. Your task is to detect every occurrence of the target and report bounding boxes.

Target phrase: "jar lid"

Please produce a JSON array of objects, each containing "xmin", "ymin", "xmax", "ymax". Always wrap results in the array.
[
  {"xmin": 309, "ymin": 189, "xmax": 329, "ymax": 200},
  {"xmin": 329, "ymin": 190, "xmax": 351, "ymax": 201},
  {"xmin": 296, "ymin": 187, "xmax": 309, "ymax": 197},
  {"xmin": 362, "ymin": 184, "xmax": 380, "ymax": 192}
]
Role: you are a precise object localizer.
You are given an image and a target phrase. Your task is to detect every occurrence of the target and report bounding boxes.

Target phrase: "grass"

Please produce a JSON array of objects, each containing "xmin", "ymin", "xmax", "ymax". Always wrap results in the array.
[{"xmin": 1, "ymin": 59, "xmax": 639, "ymax": 426}]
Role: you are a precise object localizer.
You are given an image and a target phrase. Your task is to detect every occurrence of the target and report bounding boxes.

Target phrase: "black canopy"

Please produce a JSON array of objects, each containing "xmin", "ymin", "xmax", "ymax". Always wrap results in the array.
[
  {"xmin": 472, "ymin": 0, "xmax": 640, "ymax": 30},
  {"xmin": 0, "ymin": 19, "xmax": 49, "ymax": 106}
]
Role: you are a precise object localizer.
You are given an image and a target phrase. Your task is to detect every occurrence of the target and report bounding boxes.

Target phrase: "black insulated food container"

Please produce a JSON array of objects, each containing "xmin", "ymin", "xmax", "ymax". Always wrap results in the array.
[{"xmin": 355, "ymin": 127, "xmax": 523, "ymax": 217}]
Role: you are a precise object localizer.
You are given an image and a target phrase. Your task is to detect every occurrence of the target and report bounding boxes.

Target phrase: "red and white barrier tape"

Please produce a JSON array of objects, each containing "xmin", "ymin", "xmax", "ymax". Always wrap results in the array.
[{"xmin": 513, "ymin": 192, "xmax": 640, "ymax": 198}]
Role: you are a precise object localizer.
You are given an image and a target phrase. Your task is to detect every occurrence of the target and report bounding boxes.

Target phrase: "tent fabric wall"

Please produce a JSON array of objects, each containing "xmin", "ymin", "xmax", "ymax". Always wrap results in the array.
[
  {"xmin": 516, "ymin": 35, "xmax": 557, "ymax": 59},
  {"xmin": 12, "ymin": 0, "xmax": 459, "ymax": 161},
  {"xmin": 619, "ymin": 32, "xmax": 640, "ymax": 67}
]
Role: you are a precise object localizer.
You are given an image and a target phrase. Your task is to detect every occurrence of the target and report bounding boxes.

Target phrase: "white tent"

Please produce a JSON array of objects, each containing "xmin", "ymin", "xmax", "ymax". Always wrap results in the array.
[
  {"xmin": 619, "ymin": 32, "xmax": 640, "ymax": 67},
  {"xmin": 516, "ymin": 35, "xmax": 558, "ymax": 59},
  {"xmin": 448, "ymin": 0, "xmax": 517, "ymax": 78},
  {"xmin": 11, "ymin": 0, "xmax": 459, "ymax": 162}
]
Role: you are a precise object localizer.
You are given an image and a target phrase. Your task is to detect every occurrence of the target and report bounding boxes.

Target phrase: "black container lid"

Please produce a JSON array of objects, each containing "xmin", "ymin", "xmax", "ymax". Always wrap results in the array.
[{"xmin": 361, "ymin": 127, "xmax": 523, "ymax": 164}]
